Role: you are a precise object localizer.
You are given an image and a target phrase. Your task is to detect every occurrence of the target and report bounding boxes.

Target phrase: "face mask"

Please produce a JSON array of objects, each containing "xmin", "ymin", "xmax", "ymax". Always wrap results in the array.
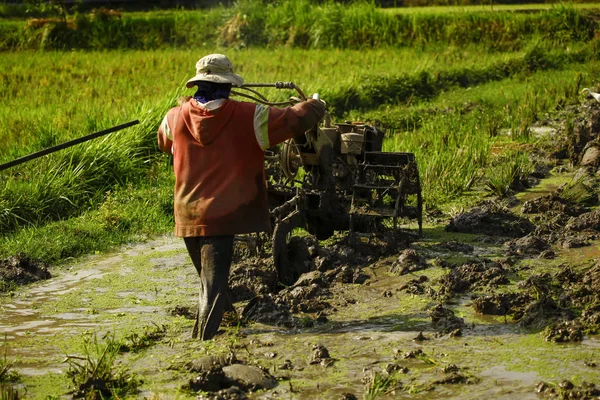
[{"xmin": 193, "ymin": 82, "xmax": 232, "ymax": 104}]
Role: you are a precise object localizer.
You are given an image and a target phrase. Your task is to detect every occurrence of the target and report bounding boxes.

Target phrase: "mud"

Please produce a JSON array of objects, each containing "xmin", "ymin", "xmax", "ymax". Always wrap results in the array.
[
  {"xmin": 520, "ymin": 190, "xmax": 588, "ymax": 217},
  {"xmin": 389, "ymin": 249, "xmax": 429, "ymax": 275},
  {"xmin": 437, "ymin": 259, "xmax": 510, "ymax": 299},
  {"xmin": 0, "ymin": 254, "xmax": 51, "ymax": 291},
  {"xmin": 472, "ymin": 292, "xmax": 533, "ymax": 317},
  {"xmin": 536, "ymin": 380, "xmax": 600, "ymax": 399},
  {"xmin": 446, "ymin": 200, "xmax": 535, "ymax": 237},
  {"xmin": 428, "ymin": 304, "xmax": 465, "ymax": 335},
  {"xmin": 505, "ymin": 234, "xmax": 550, "ymax": 257}
]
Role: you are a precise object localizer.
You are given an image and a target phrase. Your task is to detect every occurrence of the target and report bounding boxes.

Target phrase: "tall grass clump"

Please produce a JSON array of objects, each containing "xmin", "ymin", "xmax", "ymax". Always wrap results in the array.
[
  {"xmin": 64, "ymin": 333, "xmax": 139, "ymax": 399},
  {"xmin": 384, "ymin": 109, "xmax": 492, "ymax": 205},
  {"xmin": 0, "ymin": 93, "xmax": 181, "ymax": 234},
  {"xmin": 0, "ymin": 343, "xmax": 19, "ymax": 384},
  {"xmin": 485, "ymin": 150, "xmax": 535, "ymax": 197}
]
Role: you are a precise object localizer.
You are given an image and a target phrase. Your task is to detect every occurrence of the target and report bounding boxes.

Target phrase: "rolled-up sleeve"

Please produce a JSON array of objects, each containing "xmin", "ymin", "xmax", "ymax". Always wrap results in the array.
[
  {"xmin": 263, "ymin": 99, "xmax": 325, "ymax": 148},
  {"xmin": 157, "ymin": 110, "xmax": 175, "ymax": 153}
]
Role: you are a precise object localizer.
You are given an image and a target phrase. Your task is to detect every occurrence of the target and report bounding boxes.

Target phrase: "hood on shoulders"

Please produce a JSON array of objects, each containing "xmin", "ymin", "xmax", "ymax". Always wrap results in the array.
[{"xmin": 180, "ymin": 99, "xmax": 237, "ymax": 146}]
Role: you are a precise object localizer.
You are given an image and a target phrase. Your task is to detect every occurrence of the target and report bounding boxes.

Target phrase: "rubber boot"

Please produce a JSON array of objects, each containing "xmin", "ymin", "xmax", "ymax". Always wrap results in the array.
[{"xmin": 184, "ymin": 236, "xmax": 234, "ymax": 340}]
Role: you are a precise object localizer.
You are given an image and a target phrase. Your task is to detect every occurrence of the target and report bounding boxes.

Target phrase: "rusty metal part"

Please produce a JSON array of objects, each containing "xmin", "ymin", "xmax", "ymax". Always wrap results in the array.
[{"xmin": 233, "ymin": 83, "xmax": 423, "ymax": 284}]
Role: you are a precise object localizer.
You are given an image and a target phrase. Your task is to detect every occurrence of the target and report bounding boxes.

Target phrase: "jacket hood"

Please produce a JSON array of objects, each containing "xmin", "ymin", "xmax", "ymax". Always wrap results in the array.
[{"xmin": 180, "ymin": 99, "xmax": 235, "ymax": 146}]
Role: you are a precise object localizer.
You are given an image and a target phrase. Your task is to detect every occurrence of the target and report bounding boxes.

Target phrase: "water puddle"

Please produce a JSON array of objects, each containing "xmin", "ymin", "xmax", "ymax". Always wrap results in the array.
[{"xmin": 0, "ymin": 237, "xmax": 188, "ymax": 367}]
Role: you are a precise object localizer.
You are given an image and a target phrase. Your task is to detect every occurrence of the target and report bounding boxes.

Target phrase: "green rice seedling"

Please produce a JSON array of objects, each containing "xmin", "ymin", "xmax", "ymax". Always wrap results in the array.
[
  {"xmin": 484, "ymin": 150, "xmax": 535, "ymax": 197},
  {"xmin": 363, "ymin": 370, "xmax": 400, "ymax": 400},
  {"xmin": 558, "ymin": 176, "xmax": 597, "ymax": 206},
  {"xmin": 64, "ymin": 333, "xmax": 140, "ymax": 399},
  {"xmin": 384, "ymin": 109, "xmax": 492, "ymax": 205},
  {"xmin": 0, "ymin": 90, "xmax": 181, "ymax": 234},
  {"xmin": 0, "ymin": 337, "xmax": 19, "ymax": 384},
  {"xmin": 119, "ymin": 323, "xmax": 167, "ymax": 353},
  {"xmin": 0, "ymin": 385, "xmax": 19, "ymax": 400}
]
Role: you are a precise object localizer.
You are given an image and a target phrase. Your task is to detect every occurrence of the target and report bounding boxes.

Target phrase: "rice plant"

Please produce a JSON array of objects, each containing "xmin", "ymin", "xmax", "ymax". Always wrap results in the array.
[
  {"xmin": 0, "ymin": 1, "xmax": 596, "ymax": 51},
  {"xmin": 558, "ymin": 176, "xmax": 597, "ymax": 205},
  {"xmin": 363, "ymin": 370, "xmax": 400, "ymax": 400},
  {"xmin": 484, "ymin": 150, "xmax": 535, "ymax": 197},
  {"xmin": 64, "ymin": 333, "xmax": 140, "ymax": 399},
  {"xmin": 0, "ymin": 337, "xmax": 19, "ymax": 385},
  {"xmin": 0, "ymin": 385, "xmax": 19, "ymax": 400}
]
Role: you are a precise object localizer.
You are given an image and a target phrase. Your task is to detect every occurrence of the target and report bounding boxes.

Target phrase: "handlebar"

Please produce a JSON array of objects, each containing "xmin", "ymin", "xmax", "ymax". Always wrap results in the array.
[{"xmin": 231, "ymin": 81, "xmax": 309, "ymax": 105}]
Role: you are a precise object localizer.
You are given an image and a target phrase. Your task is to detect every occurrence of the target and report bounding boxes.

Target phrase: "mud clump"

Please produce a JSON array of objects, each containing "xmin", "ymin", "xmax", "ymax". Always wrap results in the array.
[
  {"xmin": 544, "ymin": 320, "xmax": 584, "ymax": 343},
  {"xmin": 505, "ymin": 235, "xmax": 550, "ymax": 257},
  {"xmin": 517, "ymin": 297, "xmax": 574, "ymax": 330},
  {"xmin": 276, "ymin": 282, "xmax": 330, "ymax": 314},
  {"xmin": 472, "ymin": 292, "xmax": 532, "ymax": 317},
  {"xmin": 446, "ymin": 201, "xmax": 534, "ymax": 238},
  {"xmin": 186, "ymin": 354, "xmax": 236, "ymax": 373},
  {"xmin": 567, "ymin": 101, "xmax": 600, "ymax": 164},
  {"xmin": 187, "ymin": 363, "xmax": 276, "ymax": 397},
  {"xmin": 169, "ymin": 305, "xmax": 195, "ymax": 319},
  {"xmin": 515, "ymin": 264, "xmax": 600, "ymax": 340},
  {"xmin": 0, "ymin": 253, "xmax": 51, "ymax": 291},
  {"xmin": 428, "ymin": 304, "xmax": 464, "ymax": 334},
  {"xmin": 309, "ymin": 344, "xmax": 334, "ymax": 366},
  {"xmin": 536, "ymin": 380, "xmax": 600, "ymax": 399},
  {"xmin": 399, "ymin": 276, "xmax": 432, "ymax": 296},
  {"xmin": 437, "ymin": 259, "xmax": 510, "ymax": 300},
  {"xmin": 241, "ymin": 295, "xmax": 295, "ymax": 328},
  {"xmin": 389, "ymin": 249, "xmax": 428, "ymax": 275},
  {"xmin": 196, "ymin": 386, "xmax": 248, "ymax": 400},
  {"xmin": 229, "ymin": 259, "xmax": 278, "ymax": 302},
  {"xmin": 521, "ymin": 193, "xmax": 588, "ymax": 217},
  {"xmin": 565, "ymin": 209, "xmax": 600, "ymax": 232}
]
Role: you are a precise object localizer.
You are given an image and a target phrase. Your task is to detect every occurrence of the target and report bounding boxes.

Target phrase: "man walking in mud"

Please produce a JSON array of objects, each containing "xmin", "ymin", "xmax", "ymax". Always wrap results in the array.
[{"xmin": 157, "ymin": 54, "xmax": 325, "ymax": 340}]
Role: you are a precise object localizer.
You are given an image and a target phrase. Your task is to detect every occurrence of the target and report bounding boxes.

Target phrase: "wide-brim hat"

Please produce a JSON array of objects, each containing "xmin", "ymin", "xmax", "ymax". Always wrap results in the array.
[{"xmin": 185, "ymin": 54, "xmax": 244, "ymax": 88}]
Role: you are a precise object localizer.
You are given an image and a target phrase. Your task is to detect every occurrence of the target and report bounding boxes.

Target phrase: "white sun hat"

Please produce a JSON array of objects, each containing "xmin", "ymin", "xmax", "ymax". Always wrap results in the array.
[{"xmin": 185, "ymin": 54, "xmax": 244, "ymax": 88}]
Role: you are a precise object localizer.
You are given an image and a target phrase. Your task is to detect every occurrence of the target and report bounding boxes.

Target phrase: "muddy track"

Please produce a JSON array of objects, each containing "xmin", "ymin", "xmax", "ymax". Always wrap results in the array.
[{"xmin": 2, "ymin": 100, "xmax": 600, "ymax": 399}]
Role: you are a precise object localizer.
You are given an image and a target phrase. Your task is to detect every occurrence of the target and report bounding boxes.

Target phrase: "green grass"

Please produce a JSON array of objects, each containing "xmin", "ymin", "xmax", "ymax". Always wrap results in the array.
[
  {"xmin": 64, "ymin": 333, "xmax": 140, "ymax": 398},
  {"xmin": 383, "ymin": 2, "xmax": 600, "ymax": 13},
  {"xmin": 0, "ymin": 1, "xmax": 596, "ymax": 51}
]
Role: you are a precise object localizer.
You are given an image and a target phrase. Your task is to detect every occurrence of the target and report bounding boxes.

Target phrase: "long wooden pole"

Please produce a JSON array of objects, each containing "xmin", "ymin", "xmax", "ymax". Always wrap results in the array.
[{"xmin": 0, "ymin": 120, "xmax": 139, "ymax": 172}]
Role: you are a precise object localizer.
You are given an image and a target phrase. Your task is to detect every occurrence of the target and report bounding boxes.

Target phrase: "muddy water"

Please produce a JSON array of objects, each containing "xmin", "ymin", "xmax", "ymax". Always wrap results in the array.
[
  {"xmin": 1, "ymin": 228, "xmax": 599, "ymax": 398},
  {"xmin": 0, "ymin": 237, "xmax": 190, "ymax": 377}
]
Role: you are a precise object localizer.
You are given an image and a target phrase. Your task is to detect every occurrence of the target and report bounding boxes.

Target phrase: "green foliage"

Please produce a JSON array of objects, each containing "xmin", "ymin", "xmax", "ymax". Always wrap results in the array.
[
  {"xmin": 119, "ymin": 324, "xmax": 167, "ymax": 353},
  {"xmin": 559, "ymin": 176, "xmax": 596, "ymax": 205},
  {"xmin": 0, "ymin": 1, "xmax": 597, "ymax": 51},
  {"xmin": 363, "ymin": 370, "xmax": 399, "ymax": 400},
  {"xmin": 0, "ymin": 94, "xmax": 178, "ymax": 235},
  {"xmin": 0, "ymin": 338, "xmax": 20, "ymax": 393},
  {"xmin": 0, "ymin": 173, "xmax": 174, "ymax": 263},
  {"xmin": 64, "ymin": 333, "xmax": 140, "ymax": 399},
  {"xmin": 0, "ymin": 385, "xmax": 19, "ymax": 400},
  {"xmin": 485, "ymin": 150, "xmax": 535, "ymax": 197}
]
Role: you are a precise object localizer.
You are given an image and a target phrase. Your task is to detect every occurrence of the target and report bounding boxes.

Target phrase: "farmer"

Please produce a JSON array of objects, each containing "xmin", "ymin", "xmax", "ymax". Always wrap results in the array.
[{"xmin": 157, "ymin": 54, "xmax": 325, "ymax": 340}]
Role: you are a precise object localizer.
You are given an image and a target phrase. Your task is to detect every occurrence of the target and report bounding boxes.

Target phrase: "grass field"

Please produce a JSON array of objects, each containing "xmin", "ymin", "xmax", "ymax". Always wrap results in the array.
[
  {"xmin": 0, "ymin": 1, "xmax": 598, "ymax": 262},
  {"xmin": 384, "ymin": 2, "xmax": 600, "ymax": 13}
]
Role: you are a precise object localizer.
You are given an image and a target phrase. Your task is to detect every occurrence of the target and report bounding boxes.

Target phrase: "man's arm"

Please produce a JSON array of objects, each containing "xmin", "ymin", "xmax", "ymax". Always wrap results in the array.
[
  {"xmin": 253, "ymin": 99, "xmax": 326, "ymax": 150},
  {"xmin": 157, "ymin": 112, "xmax": 174, "ymax": 154}
]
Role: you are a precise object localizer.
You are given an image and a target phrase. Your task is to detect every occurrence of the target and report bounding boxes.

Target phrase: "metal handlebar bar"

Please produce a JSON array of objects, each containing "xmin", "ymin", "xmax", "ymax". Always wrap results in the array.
[{"xmin": 231, "ymin": 81, "xmax": 309, "ymax": 106}]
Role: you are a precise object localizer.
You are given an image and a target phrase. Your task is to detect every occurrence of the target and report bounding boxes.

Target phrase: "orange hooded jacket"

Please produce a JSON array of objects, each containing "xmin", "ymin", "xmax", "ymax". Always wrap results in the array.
[{"xmin": 157, "ymin": 98, "xmax": 324, "ymax": 237}]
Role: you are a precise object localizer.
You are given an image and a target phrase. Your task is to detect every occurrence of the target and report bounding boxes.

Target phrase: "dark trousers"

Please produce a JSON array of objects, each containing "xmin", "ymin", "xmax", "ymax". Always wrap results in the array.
[{"xmin": 183, "ymin": 235, "xmax": 234, "ymax": 340}]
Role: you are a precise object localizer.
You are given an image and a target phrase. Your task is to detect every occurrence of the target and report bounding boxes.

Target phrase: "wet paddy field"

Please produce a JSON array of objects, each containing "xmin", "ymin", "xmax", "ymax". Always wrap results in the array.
[{"xmin": 1, "ymin": 172, "xmax": 599, "ymax": 399}]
